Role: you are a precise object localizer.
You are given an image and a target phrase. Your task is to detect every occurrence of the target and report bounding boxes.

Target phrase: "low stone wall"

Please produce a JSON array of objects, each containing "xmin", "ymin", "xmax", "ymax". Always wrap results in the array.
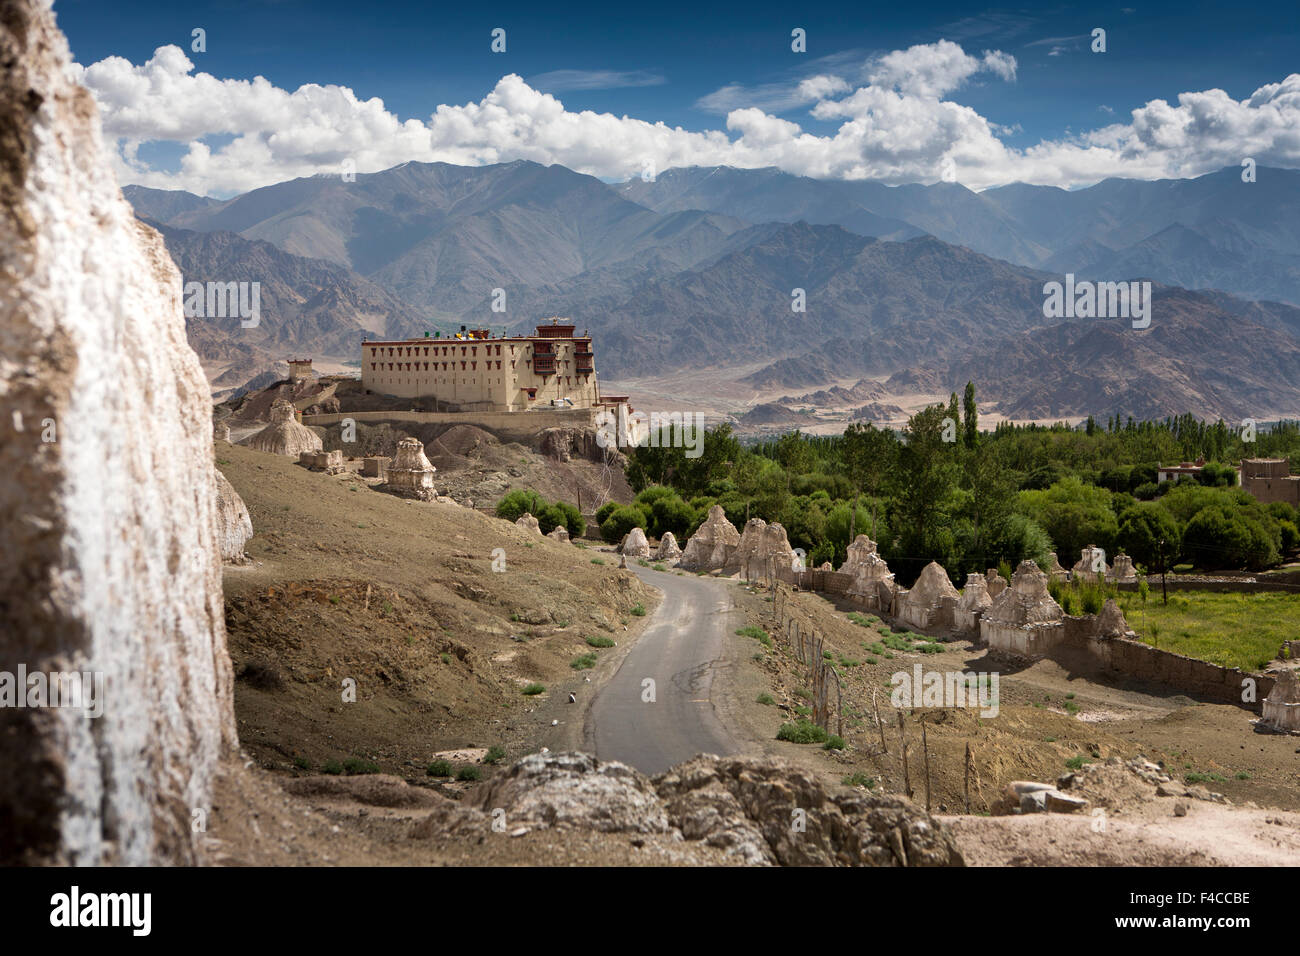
[
  {"xmin": 996, "ymin": 614, "xmax": 1278, "ymax": 711},
  {"xmin": 304, "ymin": 408, "xmax": 598, "ymax": 446},
  {"xmin": 984, "ymin": 619, "xmax": 1065, "ymax": 657},
  {"xmin": 1070, "ymin": 633, "xmax": 1274, "ymax": 710},
  {"xmin": 952, "ymin": 608, "xmax": 984, "ymax": 636},
  {"xmin": 896, "ymin": 597, "xmax": 956, "ymax": 632},
  {"xmin": 775, "ymin": 567, "xmax": 854, "ymax": 595}
]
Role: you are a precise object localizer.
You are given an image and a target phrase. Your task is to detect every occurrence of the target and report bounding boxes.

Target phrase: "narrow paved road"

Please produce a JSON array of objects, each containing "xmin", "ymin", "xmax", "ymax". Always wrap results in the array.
[{"xmin": 588, "ymin": 566, "xmax": 742, "ymax": 774}]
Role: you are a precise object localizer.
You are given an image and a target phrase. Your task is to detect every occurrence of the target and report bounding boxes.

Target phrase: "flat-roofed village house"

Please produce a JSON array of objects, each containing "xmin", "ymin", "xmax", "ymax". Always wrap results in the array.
[
  {"xmin": 1240, "ymin": 458, "xmax": 1300, "ymax": 507},
  {"xmin": 1156, "ymin": 458, "xmax": 1207, "ymax": 483},
  {"xmin": 361, "ymin": 318, "xmax": 603, "ymax": 412}
]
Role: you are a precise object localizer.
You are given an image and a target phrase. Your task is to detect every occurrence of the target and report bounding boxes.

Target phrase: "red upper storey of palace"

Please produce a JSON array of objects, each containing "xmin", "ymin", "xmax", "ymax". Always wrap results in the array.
[{"xmin": 362, "ymin": 320, "xmax": 589, "ymax": 347}]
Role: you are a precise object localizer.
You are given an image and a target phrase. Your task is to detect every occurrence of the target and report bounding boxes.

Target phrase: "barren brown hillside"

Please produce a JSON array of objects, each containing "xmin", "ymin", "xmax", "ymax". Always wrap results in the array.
[{"xmin": 217, "ymin": 443, "xmax": 655, "ymax": 777}]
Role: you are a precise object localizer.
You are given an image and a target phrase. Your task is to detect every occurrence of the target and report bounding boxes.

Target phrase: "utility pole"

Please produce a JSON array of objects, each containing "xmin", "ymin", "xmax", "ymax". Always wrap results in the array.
[{"xmin": 1158, "ymin": 538, "xmax": 1168, "ymax": 605}]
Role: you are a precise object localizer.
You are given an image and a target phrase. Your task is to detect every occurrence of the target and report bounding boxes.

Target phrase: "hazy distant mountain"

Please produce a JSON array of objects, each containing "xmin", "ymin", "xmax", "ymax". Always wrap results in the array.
[
  {"xmin": 123, "ymin": 185, "xmax": 220, "ymax": 223},
  {"xmin": 781, "ymin": 380, "xmax": 890, "ymax": 407},
  {"xmin": 1044, "ymin": 220, "xmax": 1300, "ymax": 305},
  {"xmin": 143, "ymin": 161, "xmax": 750, "ymax": 316},
  {"xmin": 493, "ymin": 216, "xmax": 1300, "ymax": 421},
  {"xmin": 515, "ymin": 223, "xmax": 1053, "ymax": 379},
  {"xmin": 618, "ymin": 166, "xmax": 1047, "ymax": 269},
  {"xmin": 149, "ymin": 221, "xmax": 427, "ymax": 362},
  {"xmin": 885, "ymin": 287, "xmax": 1300, "ymax": 421},
  {"xmin": 623, "ymin": 165, "xmax": 1300, "ymax": 306},
  {"xmin": 986, "ymin": 167, "xmax": 1300, "ymax": 260}
]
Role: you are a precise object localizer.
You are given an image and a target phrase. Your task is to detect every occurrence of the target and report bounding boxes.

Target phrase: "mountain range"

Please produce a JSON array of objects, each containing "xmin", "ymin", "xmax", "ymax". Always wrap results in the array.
[
  {"xmin": 620, "ymin": 164, "xmax": 1300, "ymax": 307},
  {"xmin": 125, "ymin": 160, "xmax": 1300, "ymax": 422}
]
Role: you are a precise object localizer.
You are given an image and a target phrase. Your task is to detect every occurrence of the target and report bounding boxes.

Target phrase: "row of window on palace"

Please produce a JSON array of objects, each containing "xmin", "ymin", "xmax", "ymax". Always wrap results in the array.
[
  {"xmin": 369, "ymin": 360, "xmax": 589, "ymax": 372},
  {"xmin": 369, "ymin": 377, "xmax": 585, "ymax": 388},
  {"xmin": 370, "ymin": 344, "xmax": 556, "ymax": 358},
  {"xmin": 372, "ymin": 345, "xmax": 508, "ymax": 357},
  {"xmin": 369, "ymin": 344, "xmax": 590, "ymax": 357}
]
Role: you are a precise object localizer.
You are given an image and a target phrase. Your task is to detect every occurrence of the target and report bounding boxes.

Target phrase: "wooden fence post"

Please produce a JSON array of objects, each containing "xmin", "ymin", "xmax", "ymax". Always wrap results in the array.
[
  {"xmin": 964, "ymin": 742, "xmax": 972, "ymax": 814},
  {"xmin": 872, "ymin": 688, "xmax": 887, "ymax": 755},
  {"xmin": 899, "ymin": 712, "xmax": 909, "ymax": 801},
  {"xmin": 922, "ymin": 719, "xmax": 932, "ymax": 813},
  {"xmin": 829, "ymin": 665, "xmax": 842, "ymax": 737}
]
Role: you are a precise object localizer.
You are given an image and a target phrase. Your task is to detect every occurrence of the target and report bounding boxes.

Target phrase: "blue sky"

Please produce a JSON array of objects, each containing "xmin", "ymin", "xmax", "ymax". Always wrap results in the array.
[{"xmin": 54, "ymin": 0, "xmax": 1300, "ymax": 195}]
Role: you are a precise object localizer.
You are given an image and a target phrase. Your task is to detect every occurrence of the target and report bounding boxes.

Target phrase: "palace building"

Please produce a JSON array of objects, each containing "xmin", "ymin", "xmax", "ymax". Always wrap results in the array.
[{"xmin": 361, "ymin": 318, "xmax": 602, "ymax": 412}]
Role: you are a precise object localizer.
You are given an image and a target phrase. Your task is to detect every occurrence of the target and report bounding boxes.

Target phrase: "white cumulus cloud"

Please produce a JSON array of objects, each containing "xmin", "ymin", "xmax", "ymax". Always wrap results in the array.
[{"xmin": 72, "ymin": 41, "xmax": 1300, "ymax": 196}]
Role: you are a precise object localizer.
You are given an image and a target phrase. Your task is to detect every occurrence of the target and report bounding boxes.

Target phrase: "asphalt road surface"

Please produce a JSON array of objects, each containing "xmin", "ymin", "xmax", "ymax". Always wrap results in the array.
[{"xmin": 588, "ymin": 565, "xmax": 741, "ymax": 774}]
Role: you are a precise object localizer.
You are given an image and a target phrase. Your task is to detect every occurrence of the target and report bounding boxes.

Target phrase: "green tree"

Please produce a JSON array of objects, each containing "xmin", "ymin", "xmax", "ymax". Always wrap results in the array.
[
  {"xmin": 823, "ymin": 500, "xmax": 875, "ymax": 566},
  {"xmin": 774, "ymin": 431, "xmax": 815, "ymax": 488},
  {"xmin": 957, "ymin": 443, "xmax": 1016, "ymax": 569},
  {"xmin": 649, "ymin": 494, "xmax": 695, "ymax": 539},
  {"xmin": 1017, "ymin": 476, "xmax": 1118, "ymax": 561},
  {"xmin": 892, "ymin": 404, "xmax": 961, "ymax": 581},
  {"xmin": 842, "ymin": 422, "xmax": 897, "ymax": 541},
  {"xmin": 962, "ymin": 381, "xmax": 978, "ymax": 450},
  {"xmin": 495, "ymin": 489, "xmax": 545, "ymax": 522},
  {"xmin": 1116, "ymin": 504, "xmax": 1180, "ymax": 571},
  {"xmin": 733, "ymin": 455, "xmax": 790, "ymax": 525},
  {"xmin": 600, "ymin": 505, "xmax": 647, "ymax": 545}
]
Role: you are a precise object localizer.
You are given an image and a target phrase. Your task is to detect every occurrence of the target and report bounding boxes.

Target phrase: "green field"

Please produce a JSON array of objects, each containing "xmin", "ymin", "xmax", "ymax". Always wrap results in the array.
[{"xmin": 1117, "ymin": 590, "xmax": 1297, "ymax": 672}]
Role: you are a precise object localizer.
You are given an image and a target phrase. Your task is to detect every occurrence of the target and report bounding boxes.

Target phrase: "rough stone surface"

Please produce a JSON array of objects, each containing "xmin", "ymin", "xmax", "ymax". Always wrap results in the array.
[
  {"xmin": 547, "ymin": 524, "xmax": 569, "ymax": 543},
  {"xmin": 954, "ymin": 572, "xmax": 992, "ymax": 635},
  {"xmin": 515, "ymin": 512, "xmax": 541, "ymax": 534},
  {"xmin": 845, "ymin": 547, "xmax": 896, "ymax": 612},
  {"xmin": 1044, "ymin": 552, "xmax": 1069, "ymax": 581},
  {"xmin": 992, "ymin": 781, "xmax": 1088, "ymax": 816},
  {"xmin": 247, "ymin": 399, "xmax": 322, "ymax": 457},
  {"xmin": 842, "ymin": 534, "xmax": 878, "ymax": 567},
  {"xmin": 986, "ymin": 561, "xmax": 1063, "ymax": 626},
  {"xmin": 470, "ymin": 752, "xmax": 670, "ymax": 834},
  {"xmin": 730, "ymin": 518, "xmax": 796, "ymax": 576},
  {"xmin": 654, "ymin": 755, "xmax": 964, "ymax": 866},
  {"xmin": 297, "ymin": 449, "xmax": 344, "ymax": 474},
  {"xmin": 981, "ymin": 560, "xmax": 1065, "ymax": 655},
  {"xmin": 678, "ymin": 505, "xmax": 740, "ymax": 572},
  {"xmin": 537, "ymin": 425, "xmax": 610, "ymax": 464},
  {"xmin": 896, "ymin": 561, "xmax": 960, "ymax": 631},
  {"xmin": 1095, "ymin": 598, "xmax": 1135, "ymax": 640},
  {"xmin": 1072, "ymin": 545, "xmax": 1110, "ymax": 582},
  {"xmin": 655, "ymin": 531, "xmax": 682, "ymax": 562},
  {"xmin": 215, "ymin": 471, "xmax": 254, "ymax": 564},
  {"xmin": 985, "ymin": 569, "xmax": 1008, "ymax": 598},
  {"xmin": 213, "ymin": 420, "xmax": 231, "ymax": 443},
  {"xmin": 621, "ymin": 526, "xmax": 651, "ymax": 558},
  {"xmin": 1108, "ymin": 553, "xmax": 1138, "ymax": 584},
  {"xmin": 381, "ymin": 437, "xmax": 436, "ymax": 501},
  {"xmin": 958, "ymin": 573, "xmax": 993, "ymax": 613},
  {"xmin": 1044, "ymin": 791, "xmax": 1089, "ymax": 813},
  {"xmin": 1261, "ymin": 668, "xmax": 1300, "ymax": 733},
  {"xmin": 0, "ymin": 0, "xmax": 236, "ymax": 864},
  {"xmin": 407, "ymin": 751, "xmax": 966, "ymax": 865}
]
